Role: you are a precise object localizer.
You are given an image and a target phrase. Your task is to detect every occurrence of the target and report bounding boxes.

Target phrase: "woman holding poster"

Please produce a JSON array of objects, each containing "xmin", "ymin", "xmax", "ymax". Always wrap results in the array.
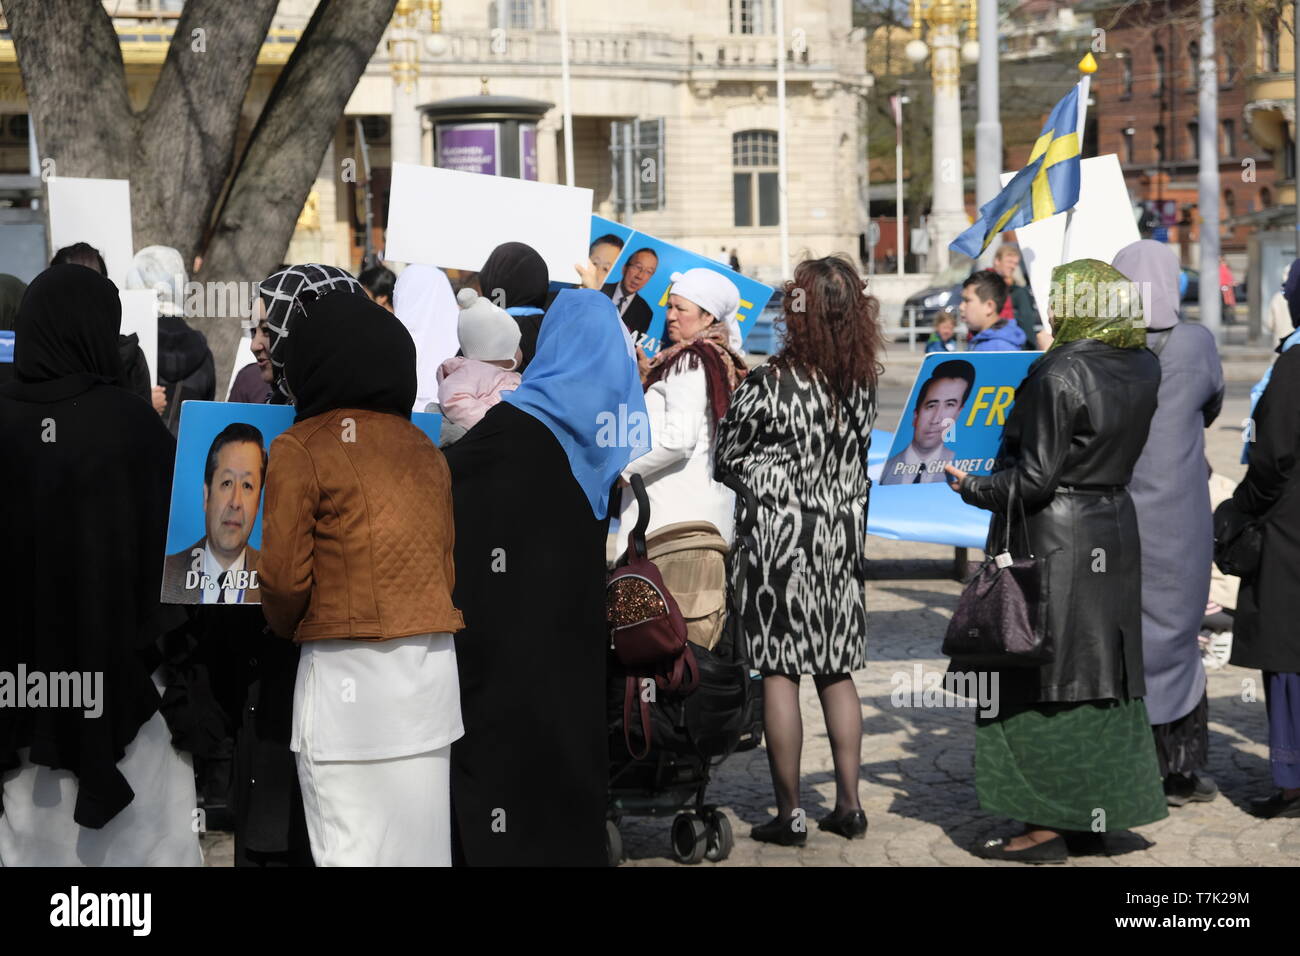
[
  {"xmin": 613, "ymin": 268, "xmax": 748, "ymax": 559},
  {"xmin": 716, "ymin": 255, "xmax": 880, "ymax": 845},
  {"xmin": 946, "ymin": 259, "xmax": 1167, "ymax": 863},
  {"xmin": 258, "ymin": 292, "xmax": 465, "ymax": 866}
]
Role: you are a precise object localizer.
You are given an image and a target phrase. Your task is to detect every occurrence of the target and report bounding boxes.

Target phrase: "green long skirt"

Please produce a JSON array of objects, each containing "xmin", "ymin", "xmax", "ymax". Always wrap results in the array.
[{"xmin": 975, "ymin": 697, "xmax": 1169, "ymax": 832}]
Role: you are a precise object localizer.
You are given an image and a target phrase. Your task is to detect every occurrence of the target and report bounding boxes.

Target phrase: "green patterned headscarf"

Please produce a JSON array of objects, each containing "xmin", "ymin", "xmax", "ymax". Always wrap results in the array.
[{"xmin": 1048, "ymin": 258, "xmax": 1146, "ymax": 349}]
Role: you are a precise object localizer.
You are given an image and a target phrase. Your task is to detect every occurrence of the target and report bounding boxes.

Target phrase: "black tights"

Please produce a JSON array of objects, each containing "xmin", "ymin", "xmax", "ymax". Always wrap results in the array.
[{"xmin": 762, "ymin": 673, "xmax": 863, "ymax": 820}]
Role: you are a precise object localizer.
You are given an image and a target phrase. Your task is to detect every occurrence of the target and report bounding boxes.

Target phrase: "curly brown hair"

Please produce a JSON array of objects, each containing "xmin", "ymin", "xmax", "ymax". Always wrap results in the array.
[{"xmin": 772, "ymin": 254, "xmax": 884, "ymax": 403}]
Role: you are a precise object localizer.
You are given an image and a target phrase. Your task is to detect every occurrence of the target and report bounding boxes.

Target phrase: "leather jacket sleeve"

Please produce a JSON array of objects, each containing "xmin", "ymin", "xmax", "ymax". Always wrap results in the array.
[
  {"xmin": 258, "ymin": 432, "xmax": 319, "ymax": 640},
  {"xmin": 1235, "ymin": 348, "xmax": 1300, "ymax": 518},
  {"xmin": 958, "ymin": 369, "xmax": 1081, "ymax": 513}
]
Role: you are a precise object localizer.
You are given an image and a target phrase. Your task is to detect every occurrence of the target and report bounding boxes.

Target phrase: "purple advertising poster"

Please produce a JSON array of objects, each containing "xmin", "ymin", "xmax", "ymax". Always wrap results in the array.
[
  {"xmin": 437, "ymin": 123, "xmax": 499, "ymax": 176},
  {"xmin": 519, "ymin": 124, "xmax": 537, "ymax": 181}
]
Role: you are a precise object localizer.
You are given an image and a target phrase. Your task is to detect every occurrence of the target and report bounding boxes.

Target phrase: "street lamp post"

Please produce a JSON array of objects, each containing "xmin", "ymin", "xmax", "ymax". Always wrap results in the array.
[{"xmin": 906, "ymin": 0, "xmax": 979, "ymax": 273}]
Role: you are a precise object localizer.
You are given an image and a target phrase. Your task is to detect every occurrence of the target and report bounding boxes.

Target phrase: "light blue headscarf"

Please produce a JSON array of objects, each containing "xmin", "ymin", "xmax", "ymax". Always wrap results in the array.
[{"xmin": 503, "ymin": 288, "xmax": 650, "ymax": 517}]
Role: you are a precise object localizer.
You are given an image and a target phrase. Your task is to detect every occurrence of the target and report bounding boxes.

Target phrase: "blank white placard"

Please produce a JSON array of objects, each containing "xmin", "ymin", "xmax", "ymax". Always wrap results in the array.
[
  {"xmin": 119, "ymin": 289, "xmax": 158, "ymax": 387},
  {"xmin": 384, "ymin": 163, "xmax": 593, "ymax": 280},
  {"xmin": 1000, "ymin": 154, "xmax": 1139, "ymax": 329},
  {"xmin": 47, "ymin": 177, "xmax": 134, "ymax": 288}
]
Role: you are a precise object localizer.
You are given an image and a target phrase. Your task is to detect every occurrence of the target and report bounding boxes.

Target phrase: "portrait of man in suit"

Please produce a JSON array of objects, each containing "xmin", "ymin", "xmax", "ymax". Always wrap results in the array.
[
  {"xmin": 161, "ymin": 422, "xmax": 267, "ymax": 603},
  {"xmin": 601, "ymin": 247, "xmax": 658, "ymax": 337},
  {"xmin": 882, "ymin": 360, "xmax": 976, "ymax": 485}
]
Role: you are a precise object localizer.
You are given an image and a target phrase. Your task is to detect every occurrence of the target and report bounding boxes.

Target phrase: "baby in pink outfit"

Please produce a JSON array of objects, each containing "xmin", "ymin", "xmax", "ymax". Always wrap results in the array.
[{"xmin": 435, "ymin": 288, "xmax": 523, "ymax": 444}]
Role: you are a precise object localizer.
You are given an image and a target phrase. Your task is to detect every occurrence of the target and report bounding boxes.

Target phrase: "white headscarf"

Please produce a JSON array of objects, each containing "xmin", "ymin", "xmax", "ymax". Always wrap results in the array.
[
  {"xmin": 669, "ymin": 267, "xmax": 744, "ymax": 351},
  {"xmin": 393, "ymin": 264, "xmax": 460, "ymax": 412},
  {"xmin": 125, "ymin": 245, "xmax": 187, "ymax": 316}
]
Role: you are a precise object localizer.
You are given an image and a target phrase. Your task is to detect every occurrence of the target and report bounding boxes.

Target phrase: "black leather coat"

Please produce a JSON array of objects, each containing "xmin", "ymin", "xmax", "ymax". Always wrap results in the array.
[
  {"xmin": 1231, "ymin": 345, "xmax": 1300, "ymax": 673},
  {"xmin": 958, "ymin": 338, "xmax": 1161, "ymax": 705}
]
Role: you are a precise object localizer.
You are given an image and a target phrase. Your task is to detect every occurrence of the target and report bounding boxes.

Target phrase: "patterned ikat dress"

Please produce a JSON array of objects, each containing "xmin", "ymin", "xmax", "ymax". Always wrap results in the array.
[{"xmin": 714, "ymin": 363, "xmax": 874, "ymax": 676}]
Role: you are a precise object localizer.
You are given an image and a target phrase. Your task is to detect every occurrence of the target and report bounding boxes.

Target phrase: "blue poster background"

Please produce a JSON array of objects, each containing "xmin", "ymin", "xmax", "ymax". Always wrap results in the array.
[
  {"xmin": 164, "ymin": 401, "xmax": 443, "ymax": 553},
  {"xmin": 882, "ymin": 351, "xmax": 1041, "ymax": 486}
]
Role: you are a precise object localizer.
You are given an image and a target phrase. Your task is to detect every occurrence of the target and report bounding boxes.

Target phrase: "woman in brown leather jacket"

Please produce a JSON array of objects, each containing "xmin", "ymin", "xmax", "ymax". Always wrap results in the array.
[
  {"xmin": 945, "ymin": 259, "xmax": 1168, "ymax": 863},
  {"xmin": 259, "ymin": 291, "xmax": 464, "ymax": 866}
]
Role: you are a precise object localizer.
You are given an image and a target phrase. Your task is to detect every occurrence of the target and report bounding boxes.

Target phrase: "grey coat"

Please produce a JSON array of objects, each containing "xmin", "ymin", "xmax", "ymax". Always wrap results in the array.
[{"xmin": 1129, "ymin": 322, "xmax": 1224, "ymax": 724}]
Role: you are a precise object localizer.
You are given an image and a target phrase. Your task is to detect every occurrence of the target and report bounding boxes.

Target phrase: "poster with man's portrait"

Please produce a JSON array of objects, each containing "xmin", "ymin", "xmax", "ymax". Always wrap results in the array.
[
  {"xmin": 583, "ymin": 217, "xmax": 772, "ymax": 357},
  {"xmin": 881, "ymin": 352, "xmax": 1040, "ymax": 486},
  {"xmin": 161, "ymin": 402, "xmax": 443, "ymax": 604}
]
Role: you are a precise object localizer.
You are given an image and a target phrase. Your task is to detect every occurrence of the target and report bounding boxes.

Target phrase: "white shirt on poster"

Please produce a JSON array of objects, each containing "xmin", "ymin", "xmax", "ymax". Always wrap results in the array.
[
  {"xmin": 200, "ymin": 545, "xmax": 247, "ymax": 604},
  {"xmin": 291, "ymin": 632, "xmax": 463, "ymax": 762}
]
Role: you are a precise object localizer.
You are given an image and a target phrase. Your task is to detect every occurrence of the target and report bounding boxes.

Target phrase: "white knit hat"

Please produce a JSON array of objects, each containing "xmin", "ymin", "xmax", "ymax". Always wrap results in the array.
[
  {"xmin": 456, "ymin": 287, "xmax": 522, "ymax": 366},
  {"xmin": 668, "ymin": 268, "xmax": 741, "ymax": 325}
]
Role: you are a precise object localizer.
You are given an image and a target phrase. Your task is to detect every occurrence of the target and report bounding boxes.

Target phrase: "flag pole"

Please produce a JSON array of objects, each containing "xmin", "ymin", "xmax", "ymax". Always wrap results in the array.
[{"xmin": 1061, "ymin": 54, "xmax": 1096, "ymax": 266}]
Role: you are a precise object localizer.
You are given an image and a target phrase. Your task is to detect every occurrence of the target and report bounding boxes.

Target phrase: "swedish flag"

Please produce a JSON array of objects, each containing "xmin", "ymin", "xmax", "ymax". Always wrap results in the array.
[{"xmin": 950, "ymin": 77, "xmax": 1089, "ymax": 258}]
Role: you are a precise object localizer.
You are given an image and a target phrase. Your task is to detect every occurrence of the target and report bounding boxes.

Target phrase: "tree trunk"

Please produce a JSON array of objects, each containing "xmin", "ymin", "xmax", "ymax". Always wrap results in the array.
[
  {"xmin": 7, "ymin": 0, "xmax": 135, "ymax": 182},
  {"xmin": 199, "ymin": 0, "xmax": 397, "ymax": 384},
  {"xmin": 133, "ymin": 0, "xmax": 281, "ymax": 262},
  {"xmin": 7, "ymin": 0, "xmax": 398, "ymax": 390}
]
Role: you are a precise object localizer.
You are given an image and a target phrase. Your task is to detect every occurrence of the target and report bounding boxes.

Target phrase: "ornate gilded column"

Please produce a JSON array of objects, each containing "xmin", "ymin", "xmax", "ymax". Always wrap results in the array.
[
  {"xmin": 906, "ymin": 0, "xmax": 979, "ymax": 272},
  {"xmin": 389, "ymin": 0, "xmax": 443, "ymax": 168}
]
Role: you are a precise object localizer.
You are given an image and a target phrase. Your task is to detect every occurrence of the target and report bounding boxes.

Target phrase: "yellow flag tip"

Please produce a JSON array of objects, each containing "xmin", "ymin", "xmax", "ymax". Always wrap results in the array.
[{"xmin": 1078, "ymin": 52, "xmax": 1098, "ymax": 74}]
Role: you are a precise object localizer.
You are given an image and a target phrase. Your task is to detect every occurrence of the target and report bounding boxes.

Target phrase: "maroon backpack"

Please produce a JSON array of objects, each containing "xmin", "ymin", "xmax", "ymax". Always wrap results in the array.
[{"xmin": 607, "ymin": 474, "xmax": 699, "ymax": 758}]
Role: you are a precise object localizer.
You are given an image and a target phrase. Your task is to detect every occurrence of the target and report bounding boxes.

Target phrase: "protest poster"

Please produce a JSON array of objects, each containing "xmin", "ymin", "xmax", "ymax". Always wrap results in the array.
[
  {"xmin": 161, "ymin": 401, "xmax": 444, "ymax": 604},
  {"xmin": 867, "ymin": 428, "xmax": 991, "ymax": 550},
  {"xmin": 46, "ymin": 177, "xmax": 134, "ymax": 287},
  {"xmin": 880, "ymin": 351, "xmax": 1040, "ymax": 487},
  {"xmin": 1002, "ymin": 154, "xmax": 1139, "ymax": 330},
  {"xmin": 384, "ymin": 162, "xmax": 592, "ymax": 281},
  {"xmin": 119, "ymin": 289, "xmax": 159, "ymax": 387},
  {"xmin": 592, "ymin": 220, "xmax": 773, "ymax": 356}
]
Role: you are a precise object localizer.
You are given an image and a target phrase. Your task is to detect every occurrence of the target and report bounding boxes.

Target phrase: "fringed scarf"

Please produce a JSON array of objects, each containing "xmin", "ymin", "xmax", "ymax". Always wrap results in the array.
[{"xmin": 644, "ymin": 323, "xmax": 748, "ymax": 426}]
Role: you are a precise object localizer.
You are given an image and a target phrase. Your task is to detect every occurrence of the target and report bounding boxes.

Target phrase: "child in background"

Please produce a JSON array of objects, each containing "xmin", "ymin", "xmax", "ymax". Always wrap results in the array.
[
  {"xmin": 925, "ymin": 310, "xmax": 958, "ymax": 353},
  {"xmin": 435, "ymin": 288, "xmax": 524, "ymax": 445}
]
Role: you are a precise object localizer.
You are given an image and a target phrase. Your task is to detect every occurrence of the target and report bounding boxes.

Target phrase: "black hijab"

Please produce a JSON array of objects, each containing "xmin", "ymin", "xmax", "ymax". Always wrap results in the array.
[
  {"xmin": 479, "ymin": 241, "xmax": 549, "ymax": 309},
  {"xmin": 14, "ymin": 264, "xmax": 124, "ymax": 385},
  {"xmin": 0, "ymin": 273, "xmax": 26, "ymax": 332},
  {"xmin": 286, "ymin": 290, "xmax": 418, "ymax": 423},
  {"xmin": 0, "ymin": 264, "xmax": 176, "ymax": 829}
]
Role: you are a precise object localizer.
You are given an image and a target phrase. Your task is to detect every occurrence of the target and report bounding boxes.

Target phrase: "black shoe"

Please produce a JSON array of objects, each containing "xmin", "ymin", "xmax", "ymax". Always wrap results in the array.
[
  {"xmin": 973, "ymin": 835, "xmax": 1068, "ymax": 864},
  {"xmin": 1164, "ymin": 772, "xmax": 1219, "ymax": 807},
  {"xmin": 750, "ymin": 814, "xmax": 808, "ymax": 846},
  {"xmin": 817, "ymin": 809, "xmax": 868, "ymax": 839},
  {"xmin": 1250, "ymin": 790, "xmax": 1300, "ymax": 819}
]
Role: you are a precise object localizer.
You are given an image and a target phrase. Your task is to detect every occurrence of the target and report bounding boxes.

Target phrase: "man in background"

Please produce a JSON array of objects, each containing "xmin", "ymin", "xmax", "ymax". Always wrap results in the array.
[
  {"xmin": 992, "ymin": 244, "xmax": 1038, "ymax": 349},
  {"xmin": 602, "ymin": 247, "xmax": 658, "ymax": 337}
]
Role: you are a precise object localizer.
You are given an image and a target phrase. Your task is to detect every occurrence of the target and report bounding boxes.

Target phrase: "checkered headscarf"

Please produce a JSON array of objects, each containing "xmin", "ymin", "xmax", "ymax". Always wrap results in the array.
[{"xmin": 256, "ymin": 264, "xmax": 363, "ymax": 401}]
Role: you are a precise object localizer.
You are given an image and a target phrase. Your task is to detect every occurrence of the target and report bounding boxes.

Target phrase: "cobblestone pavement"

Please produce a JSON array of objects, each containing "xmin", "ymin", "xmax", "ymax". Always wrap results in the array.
[{"xmin": 201, "ymin": 380, "xmax": 1299, "ymax": 866}]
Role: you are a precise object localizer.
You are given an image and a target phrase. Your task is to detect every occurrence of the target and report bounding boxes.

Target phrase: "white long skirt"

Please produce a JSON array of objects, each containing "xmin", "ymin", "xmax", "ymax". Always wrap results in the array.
[
  {"xmin": 0, "ymin": 709, "xmax": 203, "ymax": 867},
  {"xmin": 295, "ymin": 745, "xmax": 451, "ymax": 867}
]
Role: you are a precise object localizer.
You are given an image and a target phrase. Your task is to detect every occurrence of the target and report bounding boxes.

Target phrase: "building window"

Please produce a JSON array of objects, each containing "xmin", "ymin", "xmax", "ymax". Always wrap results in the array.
[
  {"xmin": 1154, "ymin": 124, "xmax": 1166, "ymax": 163},
  {"xmin": 1188, "ymin": 121, "xmax": 1199, "ymax": 159},
  {"xmin": 1123, "ymin": 128, "xmax": 1135, "ymax": 165},
  {"xmin": 1224, "ymin": 189, "xmax": 1236, "ymax": 218},
  {"xmin": 729, "ymin": 0, "xmax": 774, "ymax": 35},
  {"xmin": 733, "ymin": 130, "xmax": 779, "ymax": 227},
  {"xmin": 1154, "ymin": 45, "xmax": 1166, "ymax": 96},
  {"xmin": 1187, "ymin": 41, "xmax": 1198, "ymax": 87},
  {"xmin": 1264, "ymin": 14, "xmax": 1281, "ymax": 72},
  {"xmin": 488, "ymin": 0, "xmax": 548, "ymax": 30},
  {"xmin": 1221, "ymin": 119, "xmax": 1235, "ymax": 156},
  {"xmin": 1121, "ymin": 52, "xmax": 1133, "ymax": 96},
  {"xmin": 1261, "ymin": 187, "xmax": 1273, "ymax": 208},
  {"xmin": 610, "ymin": 118, "xmax": 666, "ymax": 214}
]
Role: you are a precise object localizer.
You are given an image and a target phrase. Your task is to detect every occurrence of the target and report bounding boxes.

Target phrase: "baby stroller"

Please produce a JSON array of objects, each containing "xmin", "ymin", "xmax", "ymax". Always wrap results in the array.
[{"xmin": 605, "ymin": 475, "xmax": 764, "ymax": 865}]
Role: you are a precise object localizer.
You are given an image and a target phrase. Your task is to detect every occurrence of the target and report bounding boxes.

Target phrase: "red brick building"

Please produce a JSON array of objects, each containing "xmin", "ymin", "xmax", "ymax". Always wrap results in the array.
[{"xmin": 1083, "ymin": 0, "xmax": 1277, "ymax": 263}]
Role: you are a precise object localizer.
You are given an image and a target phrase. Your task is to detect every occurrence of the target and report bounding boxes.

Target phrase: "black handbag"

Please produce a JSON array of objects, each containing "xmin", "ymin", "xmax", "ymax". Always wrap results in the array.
[
  {"xmin": 1213, "ymin": 497, "xmax": 1264, "ymax": 579},
  {"xmin": 942, "ymin": 482, "xmax": 1053, "ymax": 669}
]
